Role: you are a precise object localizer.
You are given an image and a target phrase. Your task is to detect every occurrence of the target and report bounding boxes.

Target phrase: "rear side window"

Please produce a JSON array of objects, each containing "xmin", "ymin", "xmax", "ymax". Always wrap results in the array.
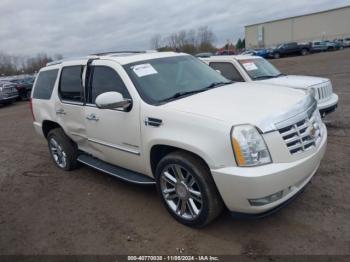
[
  {"xmin": 209, "ymin": 62, "xmax": 244, "ymax": 82},
  {"xmin": 59, "ymin": 66, "xmax": 83, "ymax": 102},
  {"xmin": 88, "ymin": 66, "xmax": 130, "ymax": 104},
  {"xmin": 32, "ymin": 69, "xmax": 59, "ymax": 100}
]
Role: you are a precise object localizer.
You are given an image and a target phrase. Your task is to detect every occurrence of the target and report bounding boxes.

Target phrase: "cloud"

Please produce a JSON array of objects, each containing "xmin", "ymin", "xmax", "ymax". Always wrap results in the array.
[{"xmin": 0, "ymin": 0, "xmax": 348, "ymax": 56}]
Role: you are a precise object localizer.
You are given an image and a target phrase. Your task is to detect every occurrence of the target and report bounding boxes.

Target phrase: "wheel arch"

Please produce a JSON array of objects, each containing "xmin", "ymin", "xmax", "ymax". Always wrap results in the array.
[
  {"xmin": 42, "ymin": 120, "xmax": 62, "ymax": 138},
  {"xmin": 150, "ymin": 144, "xmax": 211, "ymax": 177}
]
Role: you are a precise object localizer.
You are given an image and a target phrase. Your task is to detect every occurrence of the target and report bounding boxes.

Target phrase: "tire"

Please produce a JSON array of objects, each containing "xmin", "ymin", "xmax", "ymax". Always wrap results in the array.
[
  {"xmin": 273, "ymin": 53, "xmax": 280, "ymax": 59},
  {"xmin": 301, "ymin": 49, "xmax": 308, "ymax": 56},
  {"xmin": 155, "ymin": 151, "xmax": 224, "ymax": 227},
  {"xmin": 25, "ymin": 90, "xmax": 31, "ymax": 100},
  {"xmin": 47, "ymin": 128, "xmax": 78, "ymax": 171}
]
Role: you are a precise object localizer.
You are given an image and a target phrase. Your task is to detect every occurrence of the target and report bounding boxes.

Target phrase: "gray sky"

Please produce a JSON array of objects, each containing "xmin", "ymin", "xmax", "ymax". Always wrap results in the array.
[{"xmin": 0, "ymin": 0, "xmax": 349, "ymax": 57}]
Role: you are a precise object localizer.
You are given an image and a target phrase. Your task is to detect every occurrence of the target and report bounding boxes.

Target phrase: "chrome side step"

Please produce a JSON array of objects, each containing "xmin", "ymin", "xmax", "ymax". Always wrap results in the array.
[{"xmin": 77, "ymin": 154, "xmax": 155, "ymax": 185}]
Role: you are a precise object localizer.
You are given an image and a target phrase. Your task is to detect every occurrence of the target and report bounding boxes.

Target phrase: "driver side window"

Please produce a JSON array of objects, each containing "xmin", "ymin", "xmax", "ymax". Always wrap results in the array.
[{"xmin": 87, "ymin": 66, "xmax": 131, "ymax": 104}]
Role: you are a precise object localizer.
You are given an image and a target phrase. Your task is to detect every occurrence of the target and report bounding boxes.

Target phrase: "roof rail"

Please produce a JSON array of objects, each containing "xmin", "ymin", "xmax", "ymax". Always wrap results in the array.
[
  {"xmin": 45, "ymin": 50, "xmax": 159, "ymax": 66},
  {"xmin": 91, "ymin": 51, "xmax": 145, "ymax": 56},
  {"xmin": 46, "ymin": 55, "xmax": 99, "ymax": 66},
  {"xmin": 91, "ymin": 50, "xmax": 158, "ymax": 56}
]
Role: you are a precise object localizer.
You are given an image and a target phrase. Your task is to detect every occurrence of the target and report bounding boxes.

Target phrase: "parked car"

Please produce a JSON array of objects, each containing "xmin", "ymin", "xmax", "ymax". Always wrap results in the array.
[
  {"xmin": 216, "ymin": 50, "xmax": 235, "ymax": 55},
  {"xmin": 343, "ymin": 37, "xmax": 350, "ymax": 47},
  {"xmin": 195, "ymin": 52, "xmax": 213, "ymax": 58},
  {"xmin": 241, "ymin": 48, "xmax": 270, "ymax": 58},
  {"xmin": 333, "ymin": 39, "xmax": 345, "ymax": 49},
  {"xmin": 0, "ymin": 81, "xmax": 19, "ymax": 105},
  {"xmin": 31, "ymin": 51, "xmax": 326, "ymax": 227},
  {"xmin": 323, "ymin": 40, "xmax": 343, "ymax": 51},
  {"xmin": 10, "ymin": 77, "xmax": 34, "ymax": 100},
  {"xmin": 270, "ymin": 42, "xmax": 311, "ymax": 59},
  {"xmin": 201, "ymin": 55, "xmax": 338, "ymax": 117},
  {"xmin": 310, "ymin": 41, "xmax": 328, "ymax": 52}
]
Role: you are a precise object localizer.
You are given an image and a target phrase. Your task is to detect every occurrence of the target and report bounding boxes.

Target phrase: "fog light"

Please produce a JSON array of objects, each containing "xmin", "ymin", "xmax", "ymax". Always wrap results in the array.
[{"xmin": 248, "ymin": 190, "xmax": 284, "ymax": 206}]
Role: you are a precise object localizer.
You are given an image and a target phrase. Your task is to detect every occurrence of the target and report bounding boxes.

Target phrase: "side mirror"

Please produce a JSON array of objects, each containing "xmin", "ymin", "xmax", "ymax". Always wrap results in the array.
[
  {"xmin": 215, "ymin": 69, "xmax": 222, "ymax": 75},
  {"xmin": 95, "ymin": 91, "xmax": 132, "ymax": 110}
]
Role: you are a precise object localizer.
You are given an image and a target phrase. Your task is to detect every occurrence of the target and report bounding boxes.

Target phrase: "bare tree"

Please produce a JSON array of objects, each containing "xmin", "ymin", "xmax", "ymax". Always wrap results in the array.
[
  {"xmin": 150, "ymin": 34, "xmax": 162, "ymax": 50},
  {"xmin": 150, "ymin": 26, "xmax": 216, "ymax": 54},
  {"xmin": 197, "ymin": 26, "xmax": 216, "ymax": 52},
  {"xmin": 0, "ymin": 52, "xmax": 63, "ymax": 76}
]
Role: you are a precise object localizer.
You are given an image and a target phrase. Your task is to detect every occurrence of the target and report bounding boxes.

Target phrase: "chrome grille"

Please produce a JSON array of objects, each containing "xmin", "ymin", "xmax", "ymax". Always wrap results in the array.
[
  {"xmin": 278, "ymin": 110, "xmax": 323, "ymax": 155},
  {"xmin": 313, "ymin": 81, "xmax": 332, "ymax": 101}
]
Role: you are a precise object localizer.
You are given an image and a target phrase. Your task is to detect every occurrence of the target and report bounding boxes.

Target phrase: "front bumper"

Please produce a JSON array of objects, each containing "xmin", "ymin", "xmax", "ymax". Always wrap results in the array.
[
  {"xmin": 211, "ymin": 128, "xmax": 327, "ymax": 215},
  {"xmin": 0, "ymin": 94, "xmax": 18, "ymax": 103},
  {"xmin": 317, "ymin": 93, "xmax": 338, "ymax": 116}
]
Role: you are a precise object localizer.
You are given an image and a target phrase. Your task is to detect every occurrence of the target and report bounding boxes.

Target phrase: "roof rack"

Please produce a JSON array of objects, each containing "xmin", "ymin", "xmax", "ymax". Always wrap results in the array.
[
  {"xmin": 45, "ymin": 50, "xmax": 159, "ymax": 66},
  {"xmin": 46, "ymin": 55, "xmax": 99, "ymax": 66},
  {"xmin": 91, "ymin": 51, "xmax": 145, "ymax": 56}
]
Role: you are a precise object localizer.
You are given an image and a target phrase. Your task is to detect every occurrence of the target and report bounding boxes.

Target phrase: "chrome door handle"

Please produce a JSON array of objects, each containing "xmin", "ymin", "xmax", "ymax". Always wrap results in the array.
[
  {"xmin": 56, "ymin": 108, "xmax": 66, "ymax": 115},
  {"xmin": 86, "ymin": 113, "xmax": 99, "ymax": 121}
]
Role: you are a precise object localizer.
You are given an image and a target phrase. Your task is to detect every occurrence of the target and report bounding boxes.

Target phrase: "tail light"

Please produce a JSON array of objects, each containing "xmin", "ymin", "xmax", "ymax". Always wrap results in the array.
[{"xmin": 29, "ymin": 98, "xmax": 35, "ymax": 121}]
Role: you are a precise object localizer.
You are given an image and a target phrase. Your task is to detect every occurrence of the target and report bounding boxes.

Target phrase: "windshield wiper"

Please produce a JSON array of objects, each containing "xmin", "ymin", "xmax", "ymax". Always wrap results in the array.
[
  {"xmin": 161, "ymin": 81, "xmax": 233, "ymax": 103},
  {"xmin": 161, "ymin": 89, "xmax": 206, "ymax": 102},
  {"xmin": 275, "ymin": 73, "xmax": 286, "ymax": 77},
  {"xmin": 253, "ymin": 74, "xmax": 285, "ymax": 80},
  {"xmin": 202, "ymin": 81, "xmax": 233, "ymax": 89}
]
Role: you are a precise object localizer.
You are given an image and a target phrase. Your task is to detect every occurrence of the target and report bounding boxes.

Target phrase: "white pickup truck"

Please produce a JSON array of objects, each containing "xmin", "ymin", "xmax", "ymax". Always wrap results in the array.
[
  {"xmin": 31, "ymin": 52, "xmax": 327, "ymax": 227},
  {"xmin": 201, "ymin": 55, "xmax": 338, "ymax": 117}
]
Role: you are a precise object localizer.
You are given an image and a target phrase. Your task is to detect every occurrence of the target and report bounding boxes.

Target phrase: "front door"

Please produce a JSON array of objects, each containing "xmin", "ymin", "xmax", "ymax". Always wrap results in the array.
[{"xmin": 84, "ymin": 60, "xmax": 143, "ymax": 173}]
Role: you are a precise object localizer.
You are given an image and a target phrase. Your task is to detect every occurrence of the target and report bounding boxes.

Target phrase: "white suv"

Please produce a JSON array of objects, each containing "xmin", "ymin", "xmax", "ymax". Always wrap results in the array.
[
  {"xmin": 201, "ymin": 55, "xmax": 339, "ymax": 117},
  {"xmin": 31, "ymin": 51, "xmax": 327, "ymax": 227}
]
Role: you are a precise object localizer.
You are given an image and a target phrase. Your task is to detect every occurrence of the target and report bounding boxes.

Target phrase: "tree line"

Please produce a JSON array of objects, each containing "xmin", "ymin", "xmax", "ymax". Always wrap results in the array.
[
  {"xmin": 150, "ymin": 26, "xmax": 245, "ymax": 54},
  {"xmin": 0, "ymin": 52, "xmax": 63, "ymax": 76}
]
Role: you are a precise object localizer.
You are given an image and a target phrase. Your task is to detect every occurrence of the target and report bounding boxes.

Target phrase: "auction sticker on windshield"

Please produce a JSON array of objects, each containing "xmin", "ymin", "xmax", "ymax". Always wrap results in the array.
[
  {"xmin": 242, "ymin": 62, "xmax": 258, "ymax": 71},
  {"xmin": 132, "ymin": 63, "xmax": 158, "ymax": 77}
]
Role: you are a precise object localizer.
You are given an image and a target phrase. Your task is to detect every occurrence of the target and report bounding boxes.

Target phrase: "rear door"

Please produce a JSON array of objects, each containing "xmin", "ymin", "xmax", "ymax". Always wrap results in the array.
[
  {"xmin": 83, "ymin": 60, "xmax": 144, "ymax": 173},
  {"xmin": 55, "ymin": 64, "xmax": 89, "ymax": 152}
]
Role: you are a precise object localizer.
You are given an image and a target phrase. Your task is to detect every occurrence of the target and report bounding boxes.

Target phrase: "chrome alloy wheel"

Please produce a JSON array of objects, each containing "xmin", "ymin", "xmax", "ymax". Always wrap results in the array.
[
  {"xmin": 160, "ymin": 164, "xmax": 203, "ymax": 220},
  {"xmin": 49, "ymin": 138, "xmax": 67, "ymax": 168}
]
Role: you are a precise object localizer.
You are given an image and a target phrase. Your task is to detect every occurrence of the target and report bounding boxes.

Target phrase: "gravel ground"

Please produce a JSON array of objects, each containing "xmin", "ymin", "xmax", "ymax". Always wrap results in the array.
[{"xmin": 0, "ymin": 49, "xmax": 349, "ymax": 257}]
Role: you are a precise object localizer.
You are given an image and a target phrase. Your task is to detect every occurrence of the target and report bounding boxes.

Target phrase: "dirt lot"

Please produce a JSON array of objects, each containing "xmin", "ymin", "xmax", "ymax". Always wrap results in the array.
[{"xmin": 0, "ymin": 49, "xmax": 349, "ymax": 256}]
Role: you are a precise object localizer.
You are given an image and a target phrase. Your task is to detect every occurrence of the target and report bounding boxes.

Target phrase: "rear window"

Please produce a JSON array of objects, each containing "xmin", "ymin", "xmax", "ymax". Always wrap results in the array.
[
  {"xmin": 59, "ymin": 66, "xmax": 83, "ymax": 102},
  {"xmin": 32, "ymin": 69, "xmax": 59, "ymax": 100}
]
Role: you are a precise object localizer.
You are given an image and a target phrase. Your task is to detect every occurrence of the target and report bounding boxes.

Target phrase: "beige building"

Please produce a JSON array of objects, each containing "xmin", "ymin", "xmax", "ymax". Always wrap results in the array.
[{"xmin": 245, "ymin": 5, "xmax": 350, "ymax": 48}]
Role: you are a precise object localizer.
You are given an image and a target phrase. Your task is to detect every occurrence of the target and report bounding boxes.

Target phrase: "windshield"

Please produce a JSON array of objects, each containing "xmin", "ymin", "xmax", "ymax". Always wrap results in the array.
[
  {"xmin": 124, "ymin": 55, "xmax": 230, "ymax": 104},
  {"xmin": 238, "ymin": 58, "xmax": 282, "ymax": 80}
]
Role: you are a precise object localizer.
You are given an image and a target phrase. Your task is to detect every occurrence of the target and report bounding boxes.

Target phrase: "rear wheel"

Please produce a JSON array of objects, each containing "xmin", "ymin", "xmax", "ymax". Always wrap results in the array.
[
  {"xmin": 156, "ymin": 151, "xmax": 224, "ymax": 227},
  {"xmin": 47, "ymin": 128, "xmax": 78, "ymax": 171}
]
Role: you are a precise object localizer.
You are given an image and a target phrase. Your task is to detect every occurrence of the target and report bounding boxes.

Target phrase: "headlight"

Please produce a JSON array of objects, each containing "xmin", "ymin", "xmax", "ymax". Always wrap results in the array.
[{"xmin": 231, "ymin": 125, "xmax": 272, "ymax": 167}]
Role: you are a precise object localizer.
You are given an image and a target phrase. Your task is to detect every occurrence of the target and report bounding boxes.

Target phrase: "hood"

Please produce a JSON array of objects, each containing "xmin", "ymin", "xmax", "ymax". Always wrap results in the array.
[
  {"xmin": 162, "ymin": 82, "xmax": 308, "ymax": 131},
  {"xmin": 258, "ymin": 75, "xmax": 329, "ymax": 89}
]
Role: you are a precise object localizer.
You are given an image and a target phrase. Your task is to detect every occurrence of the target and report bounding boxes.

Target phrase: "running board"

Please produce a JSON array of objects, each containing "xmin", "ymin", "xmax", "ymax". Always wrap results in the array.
[{"xmin": 77, "ymin": 154, "xmax": 155, "ymax": 185}]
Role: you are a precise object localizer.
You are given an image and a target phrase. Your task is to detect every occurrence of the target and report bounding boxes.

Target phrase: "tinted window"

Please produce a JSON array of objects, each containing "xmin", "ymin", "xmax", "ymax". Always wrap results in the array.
[
  {"xmin": 32, "ymin": 69, "xmax": 58, "ymax": 100},
  {"xmin": 209, "ymin": 62, "xmax": 244, "ymax": 82},
  {"xmin": 59, "ymin": 66, "xmax": 83, "ymax": 102},
  {"xmin": 89, "ymin": 66, "xmax": 130, "ymax": 104},
  {"xmin": 124, "ymin": 56, "xmax": 230, "ymax": 104}
]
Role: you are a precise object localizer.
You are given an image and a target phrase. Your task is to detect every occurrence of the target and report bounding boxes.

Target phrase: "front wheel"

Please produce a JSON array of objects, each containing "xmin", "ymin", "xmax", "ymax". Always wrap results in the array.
[
  {"xmin": 273, "ymin": 53, "xmax": 280, "ymax": 59},
  {"xmin": 156, "ymin": 151, "xmax": 224, "ymax": 227},
  {"xmin": 301, "ymin": 49, "xmax": 308, "ymax": 56}
]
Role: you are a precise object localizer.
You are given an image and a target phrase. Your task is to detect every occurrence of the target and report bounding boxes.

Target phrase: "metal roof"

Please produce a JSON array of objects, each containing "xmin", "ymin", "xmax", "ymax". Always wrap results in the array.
[{"xmin": 245, "ymin": 4, "xmax": 350, "ymax": 28}]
